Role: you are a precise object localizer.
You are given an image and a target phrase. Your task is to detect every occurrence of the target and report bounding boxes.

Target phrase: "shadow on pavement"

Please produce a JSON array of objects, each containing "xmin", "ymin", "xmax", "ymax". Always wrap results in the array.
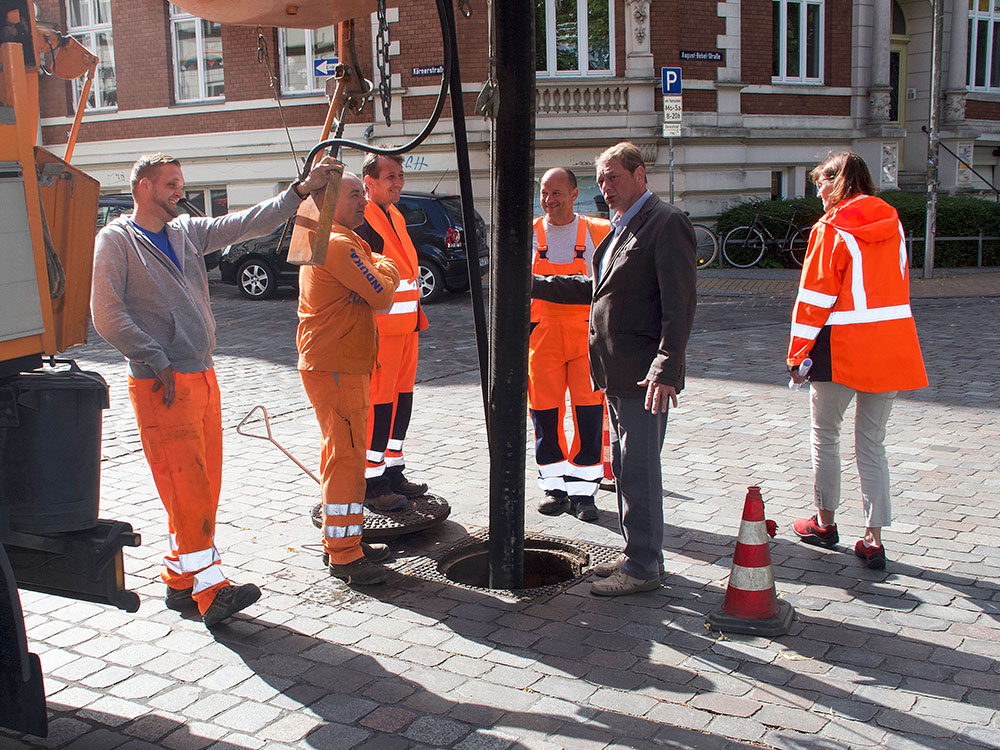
[{"xmin": 210, "ymin": 616, "xmax": 762, "ymax": 750}]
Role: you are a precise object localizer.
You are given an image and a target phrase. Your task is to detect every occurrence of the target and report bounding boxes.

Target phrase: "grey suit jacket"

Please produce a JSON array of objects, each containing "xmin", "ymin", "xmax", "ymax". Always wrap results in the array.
[{"xmin": 532, "ymin": 193, "xmax": 697, "ymax": 397}]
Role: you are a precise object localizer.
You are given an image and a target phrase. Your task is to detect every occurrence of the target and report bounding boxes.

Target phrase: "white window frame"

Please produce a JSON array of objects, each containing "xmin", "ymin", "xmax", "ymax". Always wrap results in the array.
[
  {"xmin": 772, "ymin": 0, "xmax": 825, "ymax": 84},
  {"xmin": 968, "ymin": 2, "xmax": 1000, "ymax": 92},
  {"xmin": 536, "ymin": 0, "xmax": 614, "ymax": 78},
  {"xmin": 66, "ymin": 0, "xmax": 116, "ymax": 111},
  {"xmin": 278, "ymin": 27, "xmax": 338, "ymax": 95},
  {"xmin": 169, "ymin": 4, "xmax": 224, "ymax": 103}
]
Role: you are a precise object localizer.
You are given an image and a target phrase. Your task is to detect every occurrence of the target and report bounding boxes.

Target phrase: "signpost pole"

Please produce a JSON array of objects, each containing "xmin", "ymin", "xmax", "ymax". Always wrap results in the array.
[
  {"xmin": 661, "ymin": 68, "xmax": 682, "ymax": 205},
  {"xmin": 669, "ymin": 138, "xmax": 675, "ymax": 204}
]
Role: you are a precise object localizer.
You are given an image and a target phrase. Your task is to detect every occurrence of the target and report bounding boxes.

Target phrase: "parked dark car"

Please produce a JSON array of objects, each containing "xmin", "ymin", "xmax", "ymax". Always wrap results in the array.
[
  {"xmin": 96, "ymin": 193, "xmax": 220, "ymax": 271},
  {"xmin": 218, "ymin": 192, "xmax": 489, "ymax": 302}
]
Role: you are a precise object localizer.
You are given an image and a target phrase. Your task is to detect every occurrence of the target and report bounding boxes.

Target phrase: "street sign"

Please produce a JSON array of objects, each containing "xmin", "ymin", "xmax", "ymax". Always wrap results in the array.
[
  {"xmin": 662, "ymin": 123, "xmax": 681, "ymax": 138},
  {"xmin": 663, "ymin": 95, "xmax": 682, "ymax": 122},
  {"xmin": 314, "ymin": 58, "xmax": 338, "ymax": 76},
  {"xmin": 661, "ymin": 67, "xmax": 682, "ymax": 95}
]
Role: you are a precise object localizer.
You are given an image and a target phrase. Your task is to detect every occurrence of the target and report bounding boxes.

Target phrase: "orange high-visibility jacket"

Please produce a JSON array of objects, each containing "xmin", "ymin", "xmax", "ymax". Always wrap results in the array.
[
  {"xmin": 787, "ymin": 194, "xmax": 927, "ymax": 393},
  {"xmin": 297, "ymin": 223, "xmax": 400, "ymax": 374},
  {"xmin": 530, "ymin": 215, "xmax": 611, "ymax": 323},
  {"xmin": 364, "ymin": 202, "xmax": 428, "ymax": 336}
]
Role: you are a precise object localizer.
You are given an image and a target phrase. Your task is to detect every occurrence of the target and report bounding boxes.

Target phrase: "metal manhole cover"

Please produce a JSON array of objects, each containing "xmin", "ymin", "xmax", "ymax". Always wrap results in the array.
[
  {"xmin": 395, "ymin": 528, "xmax": 622, "ymax": 602},
  {"xmin": 362, "ymin": 493, "xmax": 451, "ymax": 539}
]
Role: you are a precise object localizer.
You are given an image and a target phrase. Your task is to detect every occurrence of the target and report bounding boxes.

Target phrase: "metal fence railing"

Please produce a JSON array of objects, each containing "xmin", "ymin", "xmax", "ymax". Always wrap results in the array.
[{"xmin": 904, "ymin": 231, "xmax": 998, "ymax": 268}]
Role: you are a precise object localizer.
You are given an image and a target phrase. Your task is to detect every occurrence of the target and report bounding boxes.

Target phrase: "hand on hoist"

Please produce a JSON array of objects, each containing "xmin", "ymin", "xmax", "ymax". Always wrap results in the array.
[{"xmin": 294, "ymin": 155, "xmax": 341, "ymax": 198}]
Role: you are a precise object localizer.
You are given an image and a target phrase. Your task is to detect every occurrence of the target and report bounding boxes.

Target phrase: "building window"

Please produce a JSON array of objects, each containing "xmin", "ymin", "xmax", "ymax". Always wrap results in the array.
[
  {"xmin": 772, "ymin": 0, "xmax": 824, "ymax": 83},
  {"xmin": 66, "ymin": 0, "xmax": 116, "ymax": 110},
  {"xmin": 968, "ymin": 0, "xmax": 1000, "ymax": 91},
  {"xmin": 535, "ymin": 0, "xmax": 613, "ymax": 77},
  {"xmin": 279, "ymin": 26, "xmax": 337, "ymax": 94},
  {"xmin": 170, "ymin": 4, "xmax": 224, "ymax": 102}
]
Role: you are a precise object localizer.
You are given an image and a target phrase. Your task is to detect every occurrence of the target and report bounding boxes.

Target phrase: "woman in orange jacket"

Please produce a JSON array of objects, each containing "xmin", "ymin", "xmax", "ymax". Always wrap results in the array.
[{"xmin": 787, "ymin": 152, "xmax": 927, "ymax": 570}]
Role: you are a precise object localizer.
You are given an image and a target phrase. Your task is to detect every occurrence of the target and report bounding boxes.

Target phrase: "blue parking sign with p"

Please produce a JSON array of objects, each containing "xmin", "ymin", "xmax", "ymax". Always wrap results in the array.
[{"xmin": 661, "ymin": 67, "xmax": 682, "ymax": 95}]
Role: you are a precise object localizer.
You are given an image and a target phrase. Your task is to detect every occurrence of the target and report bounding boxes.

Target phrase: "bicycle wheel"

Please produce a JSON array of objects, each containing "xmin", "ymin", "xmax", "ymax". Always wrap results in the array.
[
  {"xmin": 788, "ymin": 227, "xmax": 810, "ymax": 267},
  {"xmin": 692, "ymin": 224, "xmax": 718, "ymax": 268},
  {"xmin": 722, "ymin": 226, "xmax": 766, "ymax": 268}
]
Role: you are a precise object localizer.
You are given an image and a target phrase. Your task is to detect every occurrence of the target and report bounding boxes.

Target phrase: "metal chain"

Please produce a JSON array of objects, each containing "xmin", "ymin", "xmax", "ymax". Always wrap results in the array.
[
  {"xmin": 376, "ymin": 0, "xmax": 392, "ymax": 126},
  {"xmin": 256, "ymin": 29, "xmax": 302, "ymax": 178}
]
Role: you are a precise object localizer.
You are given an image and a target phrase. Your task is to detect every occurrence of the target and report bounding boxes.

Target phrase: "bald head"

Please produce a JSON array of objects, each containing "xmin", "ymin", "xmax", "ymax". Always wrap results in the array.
[
  {"xmin": 540, "ymin": 167, "xmax": 579, "ymax": 226},
  {"xmin": 334, "ymin": 172, "xmax": 368, "ymax": 230}
]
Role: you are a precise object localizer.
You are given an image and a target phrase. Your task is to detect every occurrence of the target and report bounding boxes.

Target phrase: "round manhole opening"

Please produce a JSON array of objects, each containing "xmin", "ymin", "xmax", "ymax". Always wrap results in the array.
[{"xmin": 438, "ymin": 538, "xmax": 589, "ymax": 589}]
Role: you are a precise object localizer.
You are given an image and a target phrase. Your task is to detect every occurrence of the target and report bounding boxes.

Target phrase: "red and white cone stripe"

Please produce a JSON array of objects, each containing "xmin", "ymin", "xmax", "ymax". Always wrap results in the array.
[{"xmin": 721, "ymin": 487, "xmax": 780, "ymax": 620}]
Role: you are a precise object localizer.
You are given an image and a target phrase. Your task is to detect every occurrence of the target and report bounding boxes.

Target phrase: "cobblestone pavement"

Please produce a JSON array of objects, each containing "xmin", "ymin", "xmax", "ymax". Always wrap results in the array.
[{"xmin": 3, "ymin": 273, "xmax": 999, "ymax": 750}]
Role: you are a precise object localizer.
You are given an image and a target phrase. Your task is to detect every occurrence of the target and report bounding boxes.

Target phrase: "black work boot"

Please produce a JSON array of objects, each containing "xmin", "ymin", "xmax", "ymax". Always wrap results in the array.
[
  {"xmin": 329, "ymin": 556, "xmax": 388, "ymax": 585},
  {"xmin": 365, "ymin": 476, "xmax": 407, "ymax": 512},
  {"xmin": 165, "ymin": 585, "xmax": 196, "ymax": 612},
  {"xmin": 386, "ymin": 467, "xmax": 428, "ymax": 498},
  {"xmin": 537, "ymin": 490, "xmax": 570, "ymax": 516},
  {"xmin": 202, "ymin": 583, "xmax": 261, "ymax": 628},
  {"xmin": 570, "ymin": 496, "xmax": 599, "ymax": 522}
]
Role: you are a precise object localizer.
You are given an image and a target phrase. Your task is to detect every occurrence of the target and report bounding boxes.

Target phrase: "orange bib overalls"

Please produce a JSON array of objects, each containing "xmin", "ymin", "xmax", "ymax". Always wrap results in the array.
[{"xmin": 528, "ymin": 217, "xmax": 605, "ymax": 499}]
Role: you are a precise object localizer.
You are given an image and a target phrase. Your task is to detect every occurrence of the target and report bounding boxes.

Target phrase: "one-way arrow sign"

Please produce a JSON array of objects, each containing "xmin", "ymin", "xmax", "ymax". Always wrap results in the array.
[{"xmin": 314, "ymin": 58, "xmax": 338, "ymax": 76}]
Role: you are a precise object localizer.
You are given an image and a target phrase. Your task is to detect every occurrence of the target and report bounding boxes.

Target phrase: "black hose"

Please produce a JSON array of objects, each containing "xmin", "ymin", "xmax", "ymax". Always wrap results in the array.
[{"xmin": 301, "ymin": 0, "xmax": 452, "ymax": 174}]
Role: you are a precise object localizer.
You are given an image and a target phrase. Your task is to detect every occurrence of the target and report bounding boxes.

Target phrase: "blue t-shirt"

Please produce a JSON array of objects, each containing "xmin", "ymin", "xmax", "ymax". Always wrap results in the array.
[{"xmin": 131, "ymin": 221, "xmax": 181, "ymax": 270}]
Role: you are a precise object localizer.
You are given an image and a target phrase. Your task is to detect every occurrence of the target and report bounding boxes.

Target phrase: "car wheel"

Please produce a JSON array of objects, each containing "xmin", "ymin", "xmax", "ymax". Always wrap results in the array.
[
  {"xmin": 418, "ymin": 261, "xmax": 446, "ymax": 303},
  {"xmin": 237, "ymin": 259, "xmax": 277, "ymax": 300}
]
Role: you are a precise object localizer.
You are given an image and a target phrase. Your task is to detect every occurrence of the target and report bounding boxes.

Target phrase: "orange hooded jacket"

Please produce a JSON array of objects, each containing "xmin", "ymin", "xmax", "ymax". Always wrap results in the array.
[
  {"xmin": 297, "ymin": 223, "xmax": 400, "ymax": 374},
  {"xmin": 787, "ymin": 194, "xmax": 926, "ymax": 393}
]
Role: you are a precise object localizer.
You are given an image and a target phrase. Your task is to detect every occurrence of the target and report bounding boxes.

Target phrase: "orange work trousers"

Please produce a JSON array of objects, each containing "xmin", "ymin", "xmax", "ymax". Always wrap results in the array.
[
  {"xmin": 528, "ymin": 316, "xmax": 605, "ymax": 496},
  {"xmin": 366, "ymin": 331, "xmax": 418, "ymax": 478},
  {"xmin": 129, "ymin": 370, "xmax": 228, "ymax": 615},
  {"xmin": 300, "ymin": 370, "xmax": 370, "ymax": 565}
]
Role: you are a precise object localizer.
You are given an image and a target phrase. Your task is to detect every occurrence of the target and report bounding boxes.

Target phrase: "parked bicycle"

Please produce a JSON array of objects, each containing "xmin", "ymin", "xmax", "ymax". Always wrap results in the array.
[
  {"xmin": 722, "ymin": 202, "xmax": 811, "ymax": 268},
  {"xmin": 692, "ymin": 222, "xmax": 719, "ymax": 268}
]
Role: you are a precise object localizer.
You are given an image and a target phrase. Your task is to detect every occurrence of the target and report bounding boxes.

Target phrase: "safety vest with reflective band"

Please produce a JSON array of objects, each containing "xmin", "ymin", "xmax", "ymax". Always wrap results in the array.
[
  {"xmin": 530, "ymin": 215, "xmax": 610, "ymax": 322},
  {"xmin": 787, "ymin": 194, "xmax": 927, "ymax": 394},
  {"xmin": 364, "ymin": 202, "xmax": 427, "ymax": 336}
]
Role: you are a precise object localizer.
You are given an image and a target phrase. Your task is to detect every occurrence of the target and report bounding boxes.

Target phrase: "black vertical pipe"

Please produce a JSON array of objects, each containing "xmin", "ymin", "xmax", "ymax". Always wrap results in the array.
[
  {"xmin": 487, "ymin": 0, "xmax": 534, "ymax": 589},
  {"xmin": 442, "ymin": 0, "xmax": 489, "ymax": 417}
]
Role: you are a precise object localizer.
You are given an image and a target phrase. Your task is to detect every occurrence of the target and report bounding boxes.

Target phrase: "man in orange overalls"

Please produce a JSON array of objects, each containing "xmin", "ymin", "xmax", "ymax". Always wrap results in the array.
[
  {"xmin": 356, "ymin": 154, "xmax": 430, "ymax": 510},
  {"xmin": 92, "ymin": 152, "xmax": 335, "ymax": 626},
  {"xmin": 530, "ymin": 168, "xmax": 611, "ymax": 520},
  {"xmin": 297, "ymin": 172, "xmax": 400, "ymax": 586}
]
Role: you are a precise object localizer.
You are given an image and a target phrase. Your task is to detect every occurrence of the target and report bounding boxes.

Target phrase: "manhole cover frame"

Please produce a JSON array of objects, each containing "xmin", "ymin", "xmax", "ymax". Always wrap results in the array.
[{"xmin": 396, "ymin": 528, "xmax": 622, "ymax": 602}]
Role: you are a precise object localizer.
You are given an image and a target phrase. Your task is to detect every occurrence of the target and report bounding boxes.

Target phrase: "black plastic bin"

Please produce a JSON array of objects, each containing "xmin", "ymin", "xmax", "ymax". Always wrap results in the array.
[{"xmin": 0, "ymin": 368, "xmax": 109, "ymax": 534}]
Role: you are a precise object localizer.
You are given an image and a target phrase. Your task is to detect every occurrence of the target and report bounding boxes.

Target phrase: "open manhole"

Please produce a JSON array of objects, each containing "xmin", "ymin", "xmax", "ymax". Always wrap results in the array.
[
  {"xmin": 439, "ymin": 536, "xmax": 590, "ymax": 588},
  {"xmin": 396, "ymin": 530, "xmax": 622, "ymax": 601}
]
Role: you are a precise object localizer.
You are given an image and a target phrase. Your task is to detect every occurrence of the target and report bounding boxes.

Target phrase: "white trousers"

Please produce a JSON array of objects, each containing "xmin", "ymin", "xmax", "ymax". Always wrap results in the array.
[{"xmin": 810, "ymin": 381, "xmax": 896, "ymax": 529}]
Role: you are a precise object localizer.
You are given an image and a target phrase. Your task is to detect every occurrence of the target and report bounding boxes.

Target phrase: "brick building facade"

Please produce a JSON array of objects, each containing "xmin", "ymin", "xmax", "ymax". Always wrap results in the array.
[{"xmin": 38, "ymin": 0, "xmax": 1000, "ymax": 224}]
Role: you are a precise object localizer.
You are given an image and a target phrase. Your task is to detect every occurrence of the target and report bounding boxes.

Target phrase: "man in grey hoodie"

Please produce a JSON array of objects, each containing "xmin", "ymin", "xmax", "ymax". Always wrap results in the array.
[{"xmin": 91, "ymin": 153, "xmax": 334, "ymax": 628}]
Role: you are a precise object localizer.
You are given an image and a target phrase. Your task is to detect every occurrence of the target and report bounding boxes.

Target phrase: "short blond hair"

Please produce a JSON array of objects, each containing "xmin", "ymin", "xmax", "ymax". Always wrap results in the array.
[
  {"xmin": 130, "ymin": 153, "xmax": 180, "ymax": 193},
  {"xmin": 596, "ymin": 142, "xmax": 645, "ymax": 173}
]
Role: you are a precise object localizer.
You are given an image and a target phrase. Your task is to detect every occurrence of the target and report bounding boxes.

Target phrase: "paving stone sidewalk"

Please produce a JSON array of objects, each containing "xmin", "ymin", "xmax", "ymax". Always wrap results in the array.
[{"xmin": 2, "ymin": 276, "xmax": 998, "ymax": 750}]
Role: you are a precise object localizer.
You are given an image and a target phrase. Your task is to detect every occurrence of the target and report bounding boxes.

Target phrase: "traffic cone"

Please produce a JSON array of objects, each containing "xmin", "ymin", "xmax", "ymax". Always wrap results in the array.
[
  {"xmin": 599, "ymin": 404, "xmax": 615, "ymax": 492},
  {"xmin": 708, "ymin": 486, "xmax": 793, "ymax": 637}
]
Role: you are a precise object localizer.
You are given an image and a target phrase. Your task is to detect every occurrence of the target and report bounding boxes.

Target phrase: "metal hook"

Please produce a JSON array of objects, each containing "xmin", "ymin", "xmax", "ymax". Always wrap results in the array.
[
  {"xmin": 460, "ymin": 0, "xmax": 472, "ymax": 18},
  {"xmin": 236, "ymin": 405, "xmax": 320, "ymax": 485}
]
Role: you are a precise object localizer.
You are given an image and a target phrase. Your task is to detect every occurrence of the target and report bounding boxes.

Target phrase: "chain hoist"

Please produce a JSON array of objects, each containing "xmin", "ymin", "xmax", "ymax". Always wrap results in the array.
[{"xmin": 376, "ymin": 0, "xmax": 392, "ymax": 126}]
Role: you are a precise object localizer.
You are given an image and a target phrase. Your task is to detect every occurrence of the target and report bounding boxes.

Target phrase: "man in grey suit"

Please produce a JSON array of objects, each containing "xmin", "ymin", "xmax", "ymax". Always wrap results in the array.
[{"xmin": 531, "ymin": 142, "xmax": 697, "ymax": 596}]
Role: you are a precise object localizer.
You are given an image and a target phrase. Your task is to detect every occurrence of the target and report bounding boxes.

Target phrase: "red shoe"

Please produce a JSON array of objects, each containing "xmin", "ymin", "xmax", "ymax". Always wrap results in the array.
[
  {"xmin": 854, "ymin": 540, "xmax": 886, "ymax": 570},
  {"xmin": 792, "ymin": 516, "xmax": 839, "ymax": 548}
]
